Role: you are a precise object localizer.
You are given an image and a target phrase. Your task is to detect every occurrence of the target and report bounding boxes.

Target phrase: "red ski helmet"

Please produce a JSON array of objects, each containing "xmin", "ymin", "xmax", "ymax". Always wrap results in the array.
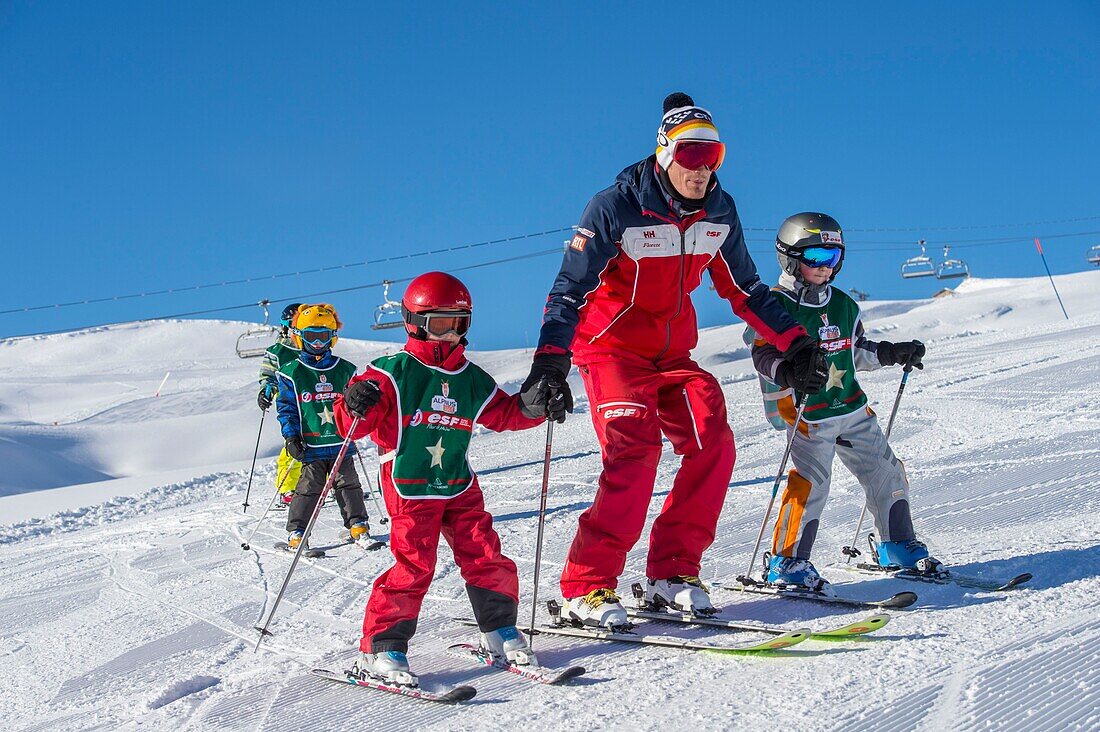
[{"xmin": 401, "ymin": 271, "xmax": 473, "ymax": 340}]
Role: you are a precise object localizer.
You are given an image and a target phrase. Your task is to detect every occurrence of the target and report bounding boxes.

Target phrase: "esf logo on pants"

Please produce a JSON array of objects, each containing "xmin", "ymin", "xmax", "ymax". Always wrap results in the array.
[{"xmin": 598, "ymin": 402, "xmax": 648, "ymax": 420}]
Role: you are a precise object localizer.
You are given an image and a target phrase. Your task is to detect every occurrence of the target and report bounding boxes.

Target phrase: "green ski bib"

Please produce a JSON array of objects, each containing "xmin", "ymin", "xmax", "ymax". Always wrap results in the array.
[
  {"xmin": 772, "ymin": 287, "xmax": 866, "ymax": 422},
  {"xmin": 370, "ymin": 352, "xmax": 498, "ymax": 499},
  {"xmin": 280, "ymin": 357, "xmax": 358, "ymax": 448}
]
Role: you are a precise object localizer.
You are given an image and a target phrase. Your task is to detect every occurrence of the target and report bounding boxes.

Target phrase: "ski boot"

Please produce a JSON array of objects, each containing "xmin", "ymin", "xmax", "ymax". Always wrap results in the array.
[
  {"xmin": 766, "ymin": 554, "xmax": 835, "ymax": 596},
  {"xmin": 287, "ymin": 530, "xmax": 306, "ymax": 550},
  {"xmin": 875, "ymin": 538, "xmax": 945, "ymax": 575},
  {"xmin": 562, "ymin": 588, "xmax": 629, "ymax": 629},
  {"xmin": 644, "ymin": 576, "xmax": 716, "ymax": 615},
  {"xmin": 352, "ymin": 651, "xmax": 418, "ymax": 687},
  {"xmin": 348, "ymin": 520, "xmax": 373, "ymax": 548},
  {"xmin": 479, "ymin": 625, "xmax": 538, "ymax": 667}
]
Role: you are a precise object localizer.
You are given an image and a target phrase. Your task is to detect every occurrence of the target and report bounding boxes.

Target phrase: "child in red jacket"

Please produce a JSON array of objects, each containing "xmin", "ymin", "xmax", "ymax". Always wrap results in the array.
[{"xmin": 334, "ymin": 271, "xmax": 567, "ymax": 688}]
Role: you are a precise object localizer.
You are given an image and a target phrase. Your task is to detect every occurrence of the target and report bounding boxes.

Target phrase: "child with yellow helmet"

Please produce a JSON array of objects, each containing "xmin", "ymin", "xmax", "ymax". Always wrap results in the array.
[{"xmin": 275, "ymin": 303, "xmax": 373, "ymax": 550}]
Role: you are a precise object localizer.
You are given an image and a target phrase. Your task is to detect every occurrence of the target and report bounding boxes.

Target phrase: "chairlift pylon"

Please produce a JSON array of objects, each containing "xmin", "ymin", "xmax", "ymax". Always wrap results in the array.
[
  {"xmin": 900, "ymin": 239, "xmax": 936, "ymax": 279},
  {"xmin": 235, "ymin": 299, "xmax": 279, "ymax": 359},
  {"xmin": 935, "ymin": 244, "xmax": 970, "ymax": 280},
  {"xmin": 372, "ymin": 280, "xmax": 405, "ymax": 330},
  {"xmin": 1088, "ymin": 244, "xmax": 1100, "ymax": 266}
]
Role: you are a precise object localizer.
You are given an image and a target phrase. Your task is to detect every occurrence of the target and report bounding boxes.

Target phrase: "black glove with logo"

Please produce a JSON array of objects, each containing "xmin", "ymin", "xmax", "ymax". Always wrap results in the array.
[
  {"xmin": 519, "ymin": 352, "xmax": 574, "ymax": 423},
  {"xmin": 878, "ymin": 340, "xmax": 926, "ymax": 369},
  {"xmin": 284, "ymin": 436, "xmax": 306, "ymax": 462},
  {"xmin": 780, "ymin": 334, "xmax": 828, "ymax": 394},
  {"xmin": 344, "ymin": 380, "xmax": 382, "ymax": 418}
]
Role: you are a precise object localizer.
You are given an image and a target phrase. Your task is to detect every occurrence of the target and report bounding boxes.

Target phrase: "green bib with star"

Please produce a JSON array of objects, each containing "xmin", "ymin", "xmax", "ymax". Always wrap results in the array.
[
  {"xmin": 773, "ymin": 287, "xmax": 866, "ymax": 422},
  {"xmin": 280, "ymin": 357, "xmax": 358, "ymax": 448},
  {"xmin": 370, "ymin": 352, "xmax": 498, "ymax": 499}
]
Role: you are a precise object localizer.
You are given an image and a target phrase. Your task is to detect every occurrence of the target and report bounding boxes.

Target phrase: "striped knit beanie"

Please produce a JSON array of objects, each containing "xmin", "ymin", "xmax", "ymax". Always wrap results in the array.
[{"xmin": 655, "ymin": 92, "xmax": 721, "ymax": 170}]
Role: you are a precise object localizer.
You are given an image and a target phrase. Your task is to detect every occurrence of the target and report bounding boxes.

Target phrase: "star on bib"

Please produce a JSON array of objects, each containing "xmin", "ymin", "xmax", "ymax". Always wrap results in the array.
[
  {"xmin": 319, "ymin": 406, "xmax": 335, "ymax": 425},
  {"xmin": 825, "ymin": 362, "xmax": 847, "ymax": 391},
  {"xmin": 426, "ymin": 437, "xmax": 446, "ymax": 468}
]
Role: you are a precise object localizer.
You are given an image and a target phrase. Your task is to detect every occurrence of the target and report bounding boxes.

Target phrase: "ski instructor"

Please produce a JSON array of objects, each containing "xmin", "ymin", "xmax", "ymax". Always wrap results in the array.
[{"xmin": 518, "ymin": 92, "xmax": 827, "ymax": 628}]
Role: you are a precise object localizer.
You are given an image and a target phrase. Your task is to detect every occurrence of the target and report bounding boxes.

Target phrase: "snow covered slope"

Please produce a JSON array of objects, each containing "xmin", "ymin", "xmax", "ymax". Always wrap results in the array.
[{"xmin": 1, "ymin": 272, "xmax": 1098, "ymax": 731}]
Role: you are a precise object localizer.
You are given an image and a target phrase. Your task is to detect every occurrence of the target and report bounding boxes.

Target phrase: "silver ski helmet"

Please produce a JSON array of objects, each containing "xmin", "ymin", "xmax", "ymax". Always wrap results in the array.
[{"xmin": 775, "ymin": 212, "xmax": 845, "ymax": 283}]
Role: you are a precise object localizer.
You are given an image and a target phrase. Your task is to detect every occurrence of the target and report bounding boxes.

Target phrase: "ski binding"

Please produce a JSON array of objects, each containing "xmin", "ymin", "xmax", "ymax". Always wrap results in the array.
[{"xmin": 274, "ymin": 541, "xmax": 325, "ymax": 559}]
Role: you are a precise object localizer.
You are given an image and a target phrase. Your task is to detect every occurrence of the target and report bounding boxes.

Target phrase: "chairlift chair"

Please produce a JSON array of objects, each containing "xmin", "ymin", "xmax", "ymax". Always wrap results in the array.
[
  {"xmin": 935, "ymin": 245, "xmax": 970, "ymax": 280},
  {"xmin": 1088, "ymin": 245, "xmax": 1100, "ymax": 266},
  {"xmin": 900, "ymin": 239, "xmax": 936, "ymax": 279},
  {"xmin": 848, "ymin": 287, "xmax": 869, "ymax": 302},
  {"xmin": 372, "ymin": 280, "xmax": 405, "ymax": 330},
  {"xmin": 235, "ymin": 300, "xmax": 279, "ymax": 359}
]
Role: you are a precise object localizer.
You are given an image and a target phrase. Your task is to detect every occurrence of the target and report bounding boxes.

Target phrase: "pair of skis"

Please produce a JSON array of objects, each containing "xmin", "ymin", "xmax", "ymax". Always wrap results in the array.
[{"xmin": 274, "ymin": 530, "xmax": 387, "ymax": 559}]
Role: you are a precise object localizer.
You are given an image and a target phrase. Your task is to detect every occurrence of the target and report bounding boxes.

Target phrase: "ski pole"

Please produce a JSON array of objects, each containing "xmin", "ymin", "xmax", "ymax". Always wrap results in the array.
[
  {"xmin": 242, "ymin": 410, "xmax": 267, "ymax": 512},
  {"xmin": 738, "ymin": 393, "xmax": 807, "ymax": 586},
  {"xmin": 241, "ymin": 455, "xmax": 298, "ymax": 551},
  {"xmin": 842, "ymin": 363, "xmax": 913, "ymax": 563},
  {"xmin": 355, "ymin": 444, "xmax": 389, "ymax": 525},
  {"xmin": 527, "ymin": 419, "xmax": 554, "ymax": 647},
  {"xmin": 254, "ymin": 418, "xmax": 360, "ymax": 650}
]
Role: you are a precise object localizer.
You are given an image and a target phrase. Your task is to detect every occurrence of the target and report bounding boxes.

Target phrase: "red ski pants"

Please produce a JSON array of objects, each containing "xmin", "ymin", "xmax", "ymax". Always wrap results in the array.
[
  {"xmin": 361, "ymin": 479, "xmax": 520, "ymax": 653},
  {"xmin": 559, "ymin": 351, "xmax": 735, "ymax": 598}
]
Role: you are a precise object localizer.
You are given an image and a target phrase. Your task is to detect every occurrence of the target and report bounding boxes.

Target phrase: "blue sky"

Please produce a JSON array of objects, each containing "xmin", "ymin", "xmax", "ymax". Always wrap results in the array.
[{"xmin": 2, "ymin": 2, "xmax": 1098, "ymax": 349}]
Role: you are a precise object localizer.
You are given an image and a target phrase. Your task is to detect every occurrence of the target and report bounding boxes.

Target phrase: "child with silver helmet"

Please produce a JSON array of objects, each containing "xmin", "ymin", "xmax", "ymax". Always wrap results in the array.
[{"xmin": 744, "ymin": 212, "xmax": 940, "ymax": 595}]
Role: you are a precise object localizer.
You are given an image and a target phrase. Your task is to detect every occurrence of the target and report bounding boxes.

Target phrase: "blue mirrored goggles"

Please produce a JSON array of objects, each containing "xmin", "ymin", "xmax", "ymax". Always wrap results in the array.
[
  {"xmin": 796, "ymin": 246, "xmax": 843, "ymax": 268},
  {"xmin": 297, "ymin": 327, "xmax": 334, "ymax": 348}
]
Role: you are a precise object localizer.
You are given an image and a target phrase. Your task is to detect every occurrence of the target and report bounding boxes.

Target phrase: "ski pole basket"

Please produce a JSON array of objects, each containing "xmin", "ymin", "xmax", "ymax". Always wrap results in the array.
[{"xmin": 235, "ymin": 300, "xmax": 278, "ymax": 358}]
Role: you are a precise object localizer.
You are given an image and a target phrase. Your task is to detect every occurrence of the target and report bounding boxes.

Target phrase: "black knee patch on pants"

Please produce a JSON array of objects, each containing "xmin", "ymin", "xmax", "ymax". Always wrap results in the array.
[
  {"xmin": 371, "ymin": 619, "xmax": 418, "ymax": 653},
  {"xmin": 795, "ymin": 519, "xmax": 819, "ymax": 559},
  {"xmin": 888, "ymin": 500, "xmax": 915, "ymax": 541},
  {"xmin": 466, "ymin": 585, "xmax": 518, "ymax": 632}
]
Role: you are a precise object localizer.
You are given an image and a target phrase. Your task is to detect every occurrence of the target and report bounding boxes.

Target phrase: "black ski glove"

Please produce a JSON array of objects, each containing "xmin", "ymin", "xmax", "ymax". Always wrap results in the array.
[
  {"xmin": 519, "ymin": 352, "xmax": 574, "ymax": 422},
  {"xmin": 285, "ymin": 436, "xmax": 306, "ymax": 462},
  {"xmin": 257, "ymin": 383, "xmax": 276, "ymax": 411},
  {"xmin": 773, "ymin": 360, "xmax": 829, "ymax": 394},
  {"xmin": 878, "ymin": 340, "xmax": 926, "ymax": 369},
  {"xmin": 344, "ymin": 380, "xmax": 382, "ymax": 418},
  {"xmin": 780, "ymin": 335, "xmax": 828, "ymax": 394}
]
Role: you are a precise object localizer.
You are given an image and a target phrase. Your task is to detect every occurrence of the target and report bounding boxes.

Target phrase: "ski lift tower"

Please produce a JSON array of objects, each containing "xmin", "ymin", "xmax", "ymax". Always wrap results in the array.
[
  {"xmin": 936, "ymin": 245, "xmax": 970, "ymax": 280},
  {"xmin": 1088, "ymin": 244, "xmax": 1100, "ymax": 266},
  {"xmin": 236, "ymin": 300, "xmax": 278, "ymax": 358},
  {"xmin": 901, "ymin": 239, "xmax": 936, "ymax": 279},
  {"xmin": 372, "ymin": 280, "xmax": 405, "ymax": 330}
]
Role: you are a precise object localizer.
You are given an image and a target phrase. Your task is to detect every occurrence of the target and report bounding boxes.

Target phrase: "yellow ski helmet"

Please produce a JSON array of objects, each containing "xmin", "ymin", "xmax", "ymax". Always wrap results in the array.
[{"xmin": 293, "ymin": 303, "xmax": 342, "ymax": 353}]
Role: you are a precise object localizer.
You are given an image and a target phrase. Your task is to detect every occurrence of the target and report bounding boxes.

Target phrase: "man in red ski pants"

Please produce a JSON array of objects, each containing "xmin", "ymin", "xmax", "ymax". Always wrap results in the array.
[{"xmin": 518, "ymin": 92, "xmax": 822, "ymax": 627}]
